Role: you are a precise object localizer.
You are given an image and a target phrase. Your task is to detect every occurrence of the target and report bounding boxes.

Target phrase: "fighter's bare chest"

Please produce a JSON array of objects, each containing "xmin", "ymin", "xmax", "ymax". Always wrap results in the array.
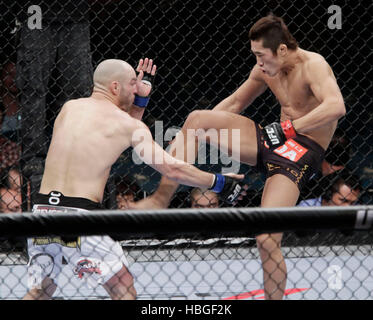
[{"xmin": 265, "ymin": 72, "xmax": 311, "ymax": 109}]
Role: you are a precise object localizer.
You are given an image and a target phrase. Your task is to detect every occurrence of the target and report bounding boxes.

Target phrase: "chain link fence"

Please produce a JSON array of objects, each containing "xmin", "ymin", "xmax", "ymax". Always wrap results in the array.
[
  {"xmin": 1, "ymin": 211, "xmax": 373, "ymax": 300},
  {"xmin": 0, "ymin": 0, "xmax": 372, "ymax": 299},
  {"xmin": 0, "ymin": 207, "xmax": 373, "ymax": 300}
]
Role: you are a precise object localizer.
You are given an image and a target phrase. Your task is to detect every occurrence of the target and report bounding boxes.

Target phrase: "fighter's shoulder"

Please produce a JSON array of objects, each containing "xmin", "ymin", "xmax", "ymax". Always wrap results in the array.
[
  {"xmin": 62, "ymin": 98, "xmax": 85, "ymax": 108},
  {"xmin": 55, "ymin": 99, "xmax": 78, "ymax": 122},
  {"xmin": 58, "ymin": 98, "xmax": 88, "ymax": 116},
  {"xmin": 116, "ymin": 110, "xmax": 148, "ymax": 134},
  {"xmin": 303, "ymin": 51, "xmax": 332, "ymax": 74}
]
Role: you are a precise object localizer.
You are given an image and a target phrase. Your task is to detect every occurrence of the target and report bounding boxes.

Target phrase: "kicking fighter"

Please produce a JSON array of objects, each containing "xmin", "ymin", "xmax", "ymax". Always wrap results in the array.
[{"xmin": 131, "ymin": 15, "xmax": 346, "ymax": 299}]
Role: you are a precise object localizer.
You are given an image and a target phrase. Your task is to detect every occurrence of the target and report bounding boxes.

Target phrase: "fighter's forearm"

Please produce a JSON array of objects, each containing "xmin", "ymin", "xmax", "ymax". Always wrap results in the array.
[
  {"xmin": 213, "ymin": 95, "xmax": 242, "ymax": 114},
  {"xmin": 128, "ymin": 105, "xmax": 146, "ymax": 120},
  {"xmin": 213, "ymin": 70, "xmax": 267, "ymax": 114},
  {"xmin": 292, "ymin": 99, "xmax": 345, "ymax": 134},
  {"xmin": 144, "ymin": 161, "xmax": 214, "ymax": 209},
  {"xmin": 164, "ymin": 159, "xmax": 215, "ymax": 189}
]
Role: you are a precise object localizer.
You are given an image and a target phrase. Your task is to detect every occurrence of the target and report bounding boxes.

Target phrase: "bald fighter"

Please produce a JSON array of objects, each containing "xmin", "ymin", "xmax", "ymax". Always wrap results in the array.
[
  {"xmin": 131, "ymin": 15, "xmax": 346, "ymax": 299},
  {"xmin": 24, "ymin": 58, "xmax": 244, "ymax": 300}
]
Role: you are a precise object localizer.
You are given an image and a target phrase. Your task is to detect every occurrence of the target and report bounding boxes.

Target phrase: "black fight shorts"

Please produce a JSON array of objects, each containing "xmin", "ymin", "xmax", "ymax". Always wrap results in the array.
[
  {"xmin": 33, "ymin": 191, "xmax": 103, "ymax": 211},
  {"xmin": 255, "ymin": 124, "xmax": 325, "ymax": 191},
  {"xmin": 32, "ymin": 191, "xmax": 103, "ymax": 243}
]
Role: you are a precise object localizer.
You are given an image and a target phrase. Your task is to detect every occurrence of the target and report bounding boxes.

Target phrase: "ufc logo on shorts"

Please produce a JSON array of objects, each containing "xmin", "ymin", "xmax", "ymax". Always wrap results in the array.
[
  {"xmin": 274, "ymin": 139, "xmax": 308, "ymax": 162},
  {"xmin": 265, "ymin": 127, "xmax": 280, "ymax": 145},
  {"xmin": 49, "ymin": 191, "xmax": 62, "ymax": 205}
]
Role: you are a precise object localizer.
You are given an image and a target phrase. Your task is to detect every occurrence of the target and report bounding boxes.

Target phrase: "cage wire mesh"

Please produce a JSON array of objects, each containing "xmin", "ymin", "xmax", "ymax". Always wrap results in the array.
[
  {"xmin": 0, "ymin": 0, "xmax": 372, "ymax": 299},
  {"xmin": 1, "ymin": 229, "xmax": 373, "ymax": 300}
]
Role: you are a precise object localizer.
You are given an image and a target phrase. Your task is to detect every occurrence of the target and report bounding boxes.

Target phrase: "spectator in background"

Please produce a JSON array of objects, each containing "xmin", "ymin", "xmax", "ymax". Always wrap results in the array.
[
  {"xmin": 0, "ymin": 105, "xmax": 21, "ymax": 174},
  {"xmin": 2, "ymin": 166, "xmax": 22, "ymax": 192},
  {"xmin": 15, "ymin": 1, "xmax": 93, "ymax": 201},
  {"xmin": 0, "ymin": 166, "xmax": 23, "ymax": 213},
  {"xmin": 0, "ymin": 187, "xmax": 22, "ymax": 213},
  {"xmin": 1, "ymin": 60, "xmax": 20, "ymax": 142},
  {"xmin": 116, "ymin": 178, "xmax": 140, "ymax": 210},
  {"xmin": 0, "ymin": 59, "xmax": 22, "ymax": 210},
  {"xmin": 190, "ymin": 188, "xmax": 219, "ymax": 209},
  {"xmin": 298, "ymin": 169, "xmax": 361, "ymax": 207}
]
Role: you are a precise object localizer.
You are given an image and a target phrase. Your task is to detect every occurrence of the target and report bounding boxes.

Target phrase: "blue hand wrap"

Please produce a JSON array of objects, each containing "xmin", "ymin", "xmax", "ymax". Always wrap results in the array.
[
  {"xmin": 210, "ymin": 174, "xmax": 226, "ymax": 193},
  {"xmin": 133, "ymin": 95, "xmax": 150, "ymax": 108}
]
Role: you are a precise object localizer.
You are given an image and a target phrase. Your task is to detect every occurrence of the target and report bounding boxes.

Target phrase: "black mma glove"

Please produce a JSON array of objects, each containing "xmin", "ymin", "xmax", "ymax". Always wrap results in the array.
[
  {"xmin": 263, "ymin": 120, "xmax": 297, "ymax": 150},
  {"xmin": 209, "ymin": 174, "xmax": 244, "ymax": 204}
]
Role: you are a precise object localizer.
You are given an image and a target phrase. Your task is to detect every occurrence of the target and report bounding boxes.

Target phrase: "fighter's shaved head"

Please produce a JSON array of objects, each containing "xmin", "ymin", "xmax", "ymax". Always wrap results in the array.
[{"xmin": 93, "ymin": 59, "xmax": 135, "ymax": 90}]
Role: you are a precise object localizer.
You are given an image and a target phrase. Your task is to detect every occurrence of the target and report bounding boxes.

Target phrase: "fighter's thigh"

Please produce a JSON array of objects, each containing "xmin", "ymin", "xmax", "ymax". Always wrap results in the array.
[
  {"xmin": 261, "ymin": 174, "xmax": 300, "ymax": 208},
  {"xmin": 184, "ymin": 110, "xmax": 258, "ymax": 165},
  {"xmin": 73, "ymin": 236, "xmax": 130, "ymax": 284}
]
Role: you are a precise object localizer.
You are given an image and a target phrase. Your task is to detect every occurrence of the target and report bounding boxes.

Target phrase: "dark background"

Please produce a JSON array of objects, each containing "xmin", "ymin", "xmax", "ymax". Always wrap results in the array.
[{"xmin": 0, "ymin": 0, "xmax": 371, "ymax": 208}]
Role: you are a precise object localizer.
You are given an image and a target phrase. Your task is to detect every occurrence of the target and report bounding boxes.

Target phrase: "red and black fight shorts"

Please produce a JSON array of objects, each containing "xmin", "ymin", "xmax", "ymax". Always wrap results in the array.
[{"xmin": 255, "ymin": 123, "xmax": 325, "ymax": 191}]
